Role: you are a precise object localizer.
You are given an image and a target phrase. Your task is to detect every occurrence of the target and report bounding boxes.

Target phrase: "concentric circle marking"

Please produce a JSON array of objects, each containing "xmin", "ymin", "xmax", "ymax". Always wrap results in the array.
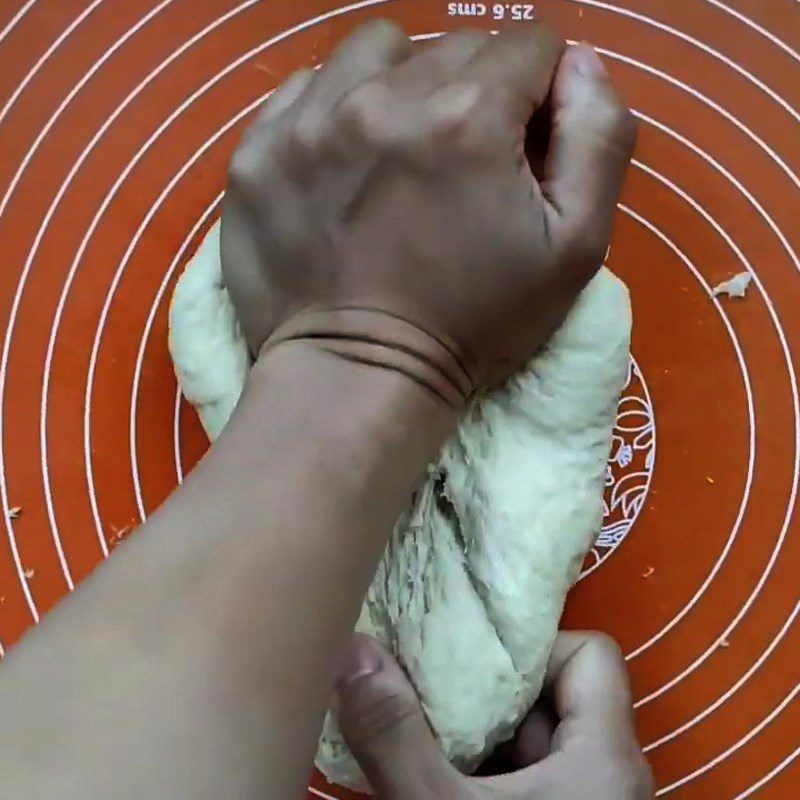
[
  {"xmin": 50, "ymin": 15, "xmax": 800, "ymax": 800},
  {"xmin": 2, "ymin": 1, "xmax": 799, "ymax": 797},
  {"xmin": 120, "ymin": 43, "xmax": 783, "ymax": 797},
  {"xmin": 571, "ymin": 0, "xmax": 800, "ymax": 124},
  {"xmin": 0, "ymin": 1, "xmax": 38, "ymax": 47}
]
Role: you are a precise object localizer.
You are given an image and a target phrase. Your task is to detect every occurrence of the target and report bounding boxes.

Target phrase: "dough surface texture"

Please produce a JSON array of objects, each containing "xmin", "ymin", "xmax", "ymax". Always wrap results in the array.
[{"xmin": 169, "ymin": 221, "xmax": 632, "ymax": 792}]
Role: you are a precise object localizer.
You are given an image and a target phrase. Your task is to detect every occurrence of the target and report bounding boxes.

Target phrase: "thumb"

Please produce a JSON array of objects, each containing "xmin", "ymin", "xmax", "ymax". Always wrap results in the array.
[
  {"xmin": 336, "ymin": 634, "xmax": 461, "ymax": 799},
  {"xmin": 543, "ymin": 43, "xmax": 637, "ymax": 259}
]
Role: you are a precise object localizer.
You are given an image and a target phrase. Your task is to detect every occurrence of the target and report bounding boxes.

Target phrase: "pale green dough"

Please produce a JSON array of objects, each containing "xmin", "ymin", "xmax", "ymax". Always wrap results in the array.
[{"xmin": 169, "ymin": 221, "xmax": 632, "ymax": 793}]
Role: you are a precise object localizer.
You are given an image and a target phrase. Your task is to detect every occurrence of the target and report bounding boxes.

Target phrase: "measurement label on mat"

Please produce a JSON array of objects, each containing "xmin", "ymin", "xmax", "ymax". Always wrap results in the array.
[{"xmin": 447, "ymin": 3, "xmax": 537, "ymax": 21}]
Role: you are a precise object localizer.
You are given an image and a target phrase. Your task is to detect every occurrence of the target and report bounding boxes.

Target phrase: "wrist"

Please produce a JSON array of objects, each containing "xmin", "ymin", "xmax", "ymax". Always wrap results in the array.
[
  {"xmin": 260, "ymin": 307, "xmax": 474, "ymax": 410},
  {"xmin": 247, "ymin": 339, "xmax": 458, "ymax": 467}
]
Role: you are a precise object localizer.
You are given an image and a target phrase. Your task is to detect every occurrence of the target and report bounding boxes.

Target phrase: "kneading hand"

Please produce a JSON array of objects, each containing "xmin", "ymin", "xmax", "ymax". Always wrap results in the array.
[
  {"xmin": 335, "ymin": 632, "xmax": 654, "ymax": 799},
  {"xmin": 221, "ymin": 21, "xmax": 636, "ymax": 404}
]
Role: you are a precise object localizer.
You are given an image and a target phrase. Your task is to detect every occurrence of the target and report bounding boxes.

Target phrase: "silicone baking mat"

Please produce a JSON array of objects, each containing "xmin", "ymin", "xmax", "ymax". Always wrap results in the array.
[{"xmin": 0, "ymin": 0, "xmax": 798, "ymax": 797}]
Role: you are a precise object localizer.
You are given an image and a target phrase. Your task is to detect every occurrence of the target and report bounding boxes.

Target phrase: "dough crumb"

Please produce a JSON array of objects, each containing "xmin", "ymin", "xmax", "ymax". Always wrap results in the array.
[
  {"xmin": 9, "ymin": 506, "xmax": 21, "ymax": 519},
  {"xmin": 642, "ymin": 565, "xmax": 655, "ymax": 579},
  {"xmin": 712, "ymin": 271, "xmax": 753, "ymax": 299},
  {"xmin": 23, "ymin": 568, "xmax": 35, "ymax": 579},
  {"xmin": 719, "ymin": 637, "xmax": 731, "ymax": 649},
  {"xmin": 705, "ymin": 476, "xmax": 715, "ymax": 484},
  {"xmin": 109, "ymin": 524, "xmax": 132, "ymax": 548}
]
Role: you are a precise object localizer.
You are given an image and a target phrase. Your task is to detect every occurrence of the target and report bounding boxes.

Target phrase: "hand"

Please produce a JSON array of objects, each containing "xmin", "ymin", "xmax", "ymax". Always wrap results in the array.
[
  {"xmin": 221, "ymin": 21, "xmax": 637, "ymax": 404},
  {"xmin": 335, "ymin": 632, "xmax": 654, "ymax": 799}
]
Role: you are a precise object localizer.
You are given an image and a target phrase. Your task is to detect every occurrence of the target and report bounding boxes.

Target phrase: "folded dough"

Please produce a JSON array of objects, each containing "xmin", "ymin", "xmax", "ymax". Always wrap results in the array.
[{"xmin": 169, "ymin": 221, "xmax": 631, "ymax": 792}]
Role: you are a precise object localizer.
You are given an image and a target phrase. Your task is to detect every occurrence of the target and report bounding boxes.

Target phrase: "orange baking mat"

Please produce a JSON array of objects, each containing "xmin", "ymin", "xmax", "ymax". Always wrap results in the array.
[{"xmin": 0, "ymin": 1, "xmax": 798, "ymax": 797}]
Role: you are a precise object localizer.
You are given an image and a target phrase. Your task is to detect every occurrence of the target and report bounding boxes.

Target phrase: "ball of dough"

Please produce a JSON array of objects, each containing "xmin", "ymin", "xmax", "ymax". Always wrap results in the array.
[{"xmin": 169, "ymin": 221, "xmax": 632, "ymax": 792}]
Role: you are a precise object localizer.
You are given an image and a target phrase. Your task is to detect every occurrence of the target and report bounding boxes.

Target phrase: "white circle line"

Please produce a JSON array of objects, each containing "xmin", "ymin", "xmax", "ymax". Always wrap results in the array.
[
  {"xmin": 629, "ymin": 108, "xmax": 799, "ymax": 273},
  {"xmin": 0, "ymin": 0, "xmax": 237, "ymax": 222},
  {"xmin": 0, "ymin": 0, "xmax": 183, "ymax": 615},
  {"xmin": 644, "ymin": 597, "xmax": 800, "ymax": 753},
  {"xmin": 122, "ymin": 80, "xmax": 763, "ymax": 771},
  {"xmin": 34, "ymin": 0, "xmax": 180, "ymax": 585},
  {"xmin": 616, "ymin": 198, "xmax": 754, "ymax": 678},
  {"xmin": 424, "ymin": 31, "xmax": 799, "ymax": 691},
  {"xmin": 734, "ymin": 740, "xmax": 800, "ymax": 799},
  {"xmin": 590, "ymin": 44, "xmax": 800, "ymax": 194},
  {"xmin": 14, "ymin": 12, "xmax": 800, "ymax": 792},
  {"xmin": 701, "ymin": 0, "xmax": 800, "ymax": 64},
  {"xmin": 619, "ymin": 156, "xmax": 798, "ymax": 753},
  {"xmin": 623, "ymin": 158, "xmax": 757, "ymax": 665},
  {"xmin": 0, "ymin": 0, "xmax": 105, "ymax": 133},
  {"xmin": 86, "ymin": 28, "xmax": 793, "ymax": 780},
  {"xmin": 173, "ymin": 385, "xmax": 183, "ymax": 485},
  {"xmin": 129, "ymin": 192, "xmax": 223, "ymax": 519},
  {"xmin": 0, "ymin": 0, "xmax": 38, "ymax": 47},
  {"xmin": 656, "ymin": 679, "xmax": 800, "ymax": 795},
  {"xmin": 38, "ymin": 0, "xmax": 394, "ymax": 562},
  {"xmin": 569, "ymin": 0, "xmax": 800, "ymax": 126},
  {"xmin": 28, "ymin": 0, "xmax": 265, "ymax": 565},
  {"xmin": 15, "ymin": 0, "xmax": 796, "ymax": 608},
  {"xmin": 626, "ymin": 110, "xmax": 800, "ymax": 702},
  {"xmin": 82, "ymin": 97, "xmax": 260, "ymax": 548},
  {"xmin": 414, "ymin": 32, "xmax": 800, "ymax": 781},
  {"xmin": 308, "ymin": 787, "xmax": 341, "ymax": 800}
]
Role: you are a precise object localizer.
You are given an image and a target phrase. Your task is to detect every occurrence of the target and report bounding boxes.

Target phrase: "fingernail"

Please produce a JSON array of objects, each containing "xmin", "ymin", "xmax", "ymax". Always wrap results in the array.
[
  {"xmin": 572, "ymin": 42, "xmax": 606, "ymax": 78},
  {"xmin": 336, "ymin": 636, "xmax": 383, "ymax": 688}
]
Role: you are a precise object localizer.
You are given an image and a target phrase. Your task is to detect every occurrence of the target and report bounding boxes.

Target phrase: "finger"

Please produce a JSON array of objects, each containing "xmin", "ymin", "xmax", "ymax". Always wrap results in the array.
[
  {"xmin": 543, "ymin": 631, "xmax": 638, "ymax": 746},
  {"xmin": 336, "ymin": 634, "xmax": 461, "ymax": 799},
  {"xmin": 541, "ymin": 43, "xmax": 638, "ymax": 255},
  {"xmin": 231, "ymin": 69, "xmax": 314, "ymax": 178},
  {"xmin": 332, "ymin": 30, "xmax": 487, "ymax": 163},
  {"xmin": 259, "ymin": 68, "xmax": 315, "ymax": 125},
  {"xmin": 387, "ymin": 29, "xmax": 488, "ymax": 91},
  {"xmin": 475, "ymin": 700, "xmax": 557, "ymax": 776},
  {"xmin": 512, "ymin": 699, "xmax": 559, "ymax": 767},
  {"xmin": 474, "ymin": 632, "xmax": 641, "ymax": 797},
  {"xmin": 337, "ymin": 78, "xmax": 482, "ymax": 165},
  {"xmin": 294, "ymin": 19, "xmax": 411, "ymax": 146},
  {"xmin": 460, "ymin": 26, "xmax": 564, "ymax": 123}
]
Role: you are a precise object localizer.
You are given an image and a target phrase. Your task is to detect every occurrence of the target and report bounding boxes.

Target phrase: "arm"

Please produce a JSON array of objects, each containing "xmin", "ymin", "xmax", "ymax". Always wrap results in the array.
[
  {"xmin": 0, "ymin": 343, "xmax": 454, "ymax": 798},
  {"xmin": 0, "ymin": 22, "xmax": 636, "ymax": 800}
]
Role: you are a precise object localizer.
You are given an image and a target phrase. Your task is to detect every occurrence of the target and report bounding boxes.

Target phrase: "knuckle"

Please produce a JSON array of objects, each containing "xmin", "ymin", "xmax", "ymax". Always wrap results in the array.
[
  {"xmin": 588, "ymin": 632, "xmax": 626, "ymax": 665},
  {"xmin": 597, "ymin": 99, "xmax": 638, "ymax": 157},
  {"xmin": 336, "ymin": 83, "xmax": 383, "ymax": 144},
  {"xmin": 227, "ymin": 144, "xmax": 257, "ymax": 188},
  {"xmin": 370, "ymin": 18, "xmax": 410, "ymax": 57},
  {"xmin": 359, "ymin": 17, "xmax": 406, "ymax": 45},
  {"xmin": 345, "ymin": 686, "xmax": 421, "ymax": 746},
  {"xmin": 561, "ymin": 230, "xmax": 610, "ymax": 275},
  {"xmin": 614, "ymin": 106, "xmax": 639, "ymax": 156},
  {"xmin": 289, "ymin": 110, "xmax": 322, "ymax": 155}
]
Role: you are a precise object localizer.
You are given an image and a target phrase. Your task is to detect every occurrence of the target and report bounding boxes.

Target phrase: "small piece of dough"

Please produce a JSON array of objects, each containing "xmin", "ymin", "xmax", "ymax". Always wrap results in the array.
[
  {"xmin": 169, "ymin": 222, "xmax": 632, "ymax": 792},
  {"xmin": 712, "ymin": 271, "xmax": 753, "ymax": 299}
]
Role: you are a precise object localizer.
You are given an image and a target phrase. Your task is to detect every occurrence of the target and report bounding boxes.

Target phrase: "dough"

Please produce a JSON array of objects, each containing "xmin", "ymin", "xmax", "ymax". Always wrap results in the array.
[{"xmin": 169, "ymin": 221, "xmax": 632, "ymax": 792}]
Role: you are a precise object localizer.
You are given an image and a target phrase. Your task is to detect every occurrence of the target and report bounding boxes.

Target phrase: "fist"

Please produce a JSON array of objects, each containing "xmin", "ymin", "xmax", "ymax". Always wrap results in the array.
[{"xmin": 221, "ymin": 21, "xmax": 636, "ymax": 406}]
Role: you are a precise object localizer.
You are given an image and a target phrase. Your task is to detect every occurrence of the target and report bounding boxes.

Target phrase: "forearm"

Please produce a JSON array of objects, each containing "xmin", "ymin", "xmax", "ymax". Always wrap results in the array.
[{"xmin": 0, "ymin": 344, "xmax": 455, "ymax": 798}]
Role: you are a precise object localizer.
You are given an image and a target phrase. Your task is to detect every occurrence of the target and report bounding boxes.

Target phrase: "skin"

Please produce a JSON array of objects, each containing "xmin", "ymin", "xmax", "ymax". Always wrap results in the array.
[
  {"xmin": 0, "ymin": 21, "xmax": 649, "ymax": 800},
  {"xmin": 337, "ymin": 633, "xmax": 654, "ymax": 799}
]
